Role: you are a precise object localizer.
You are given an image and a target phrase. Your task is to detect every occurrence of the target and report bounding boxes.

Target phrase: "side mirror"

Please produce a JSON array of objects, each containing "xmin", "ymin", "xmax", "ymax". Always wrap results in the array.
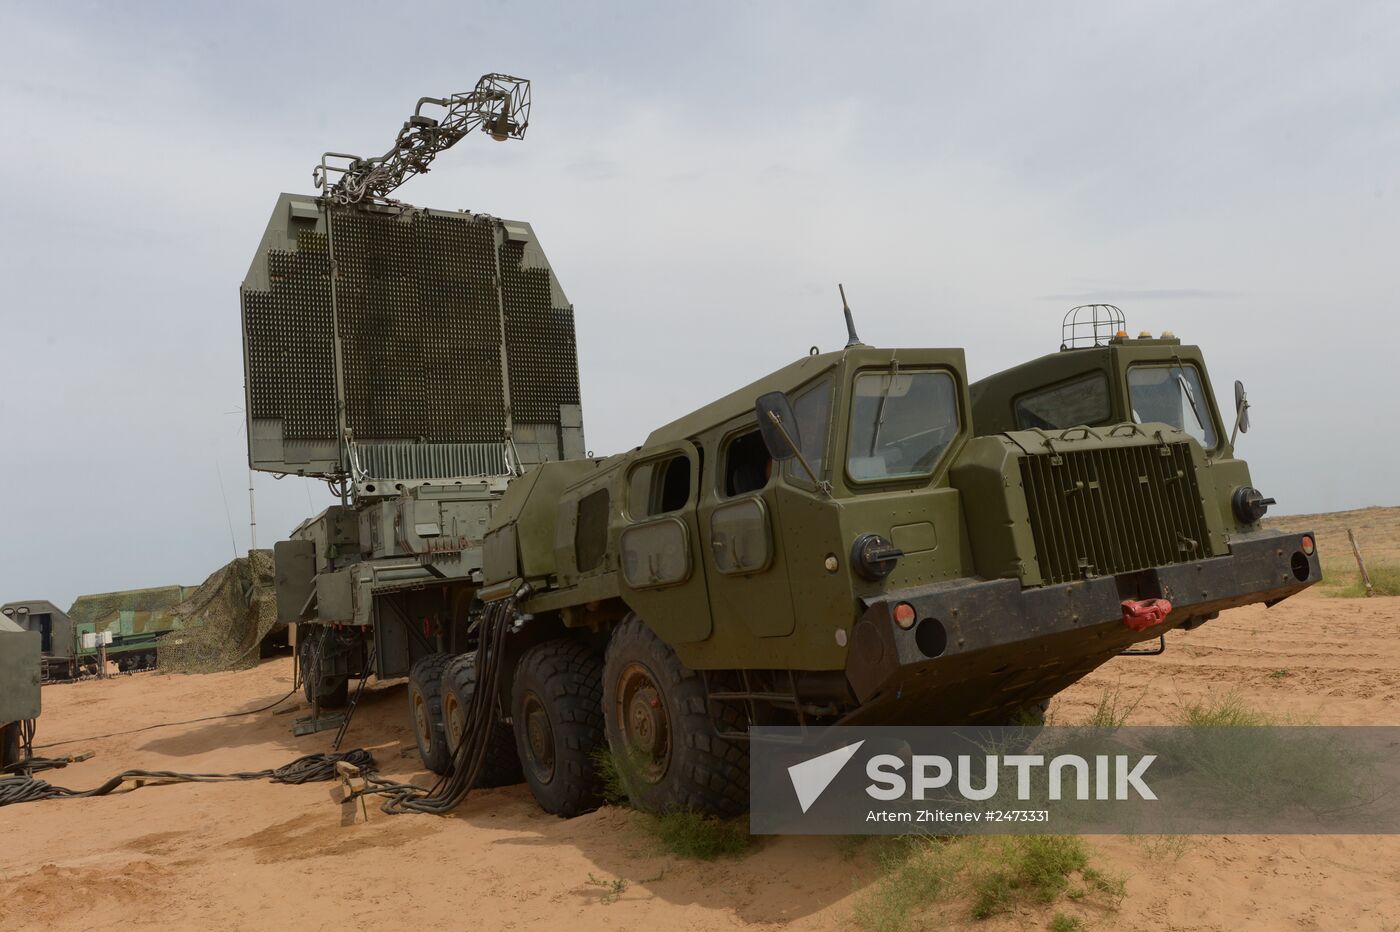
[
  {"xmin": 755, "ymin": 391, "xmax": 801, "ymax": 461},
  {"xmin": 1233, "ymin": 380, "xmax": 1250, "ymax": 436}
]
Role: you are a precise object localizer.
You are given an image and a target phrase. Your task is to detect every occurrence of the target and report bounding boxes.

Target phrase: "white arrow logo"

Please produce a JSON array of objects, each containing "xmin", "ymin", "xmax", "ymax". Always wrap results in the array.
[{"xmin": 788, "ymin": 740, "xmax": 865, "ymax": 813}]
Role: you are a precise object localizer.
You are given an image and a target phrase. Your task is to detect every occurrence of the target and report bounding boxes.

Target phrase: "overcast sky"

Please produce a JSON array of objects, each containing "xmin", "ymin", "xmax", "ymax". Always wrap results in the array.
[{"xmin": 1, "ymin": 1, "xmax": 1396, "ymax": 607}]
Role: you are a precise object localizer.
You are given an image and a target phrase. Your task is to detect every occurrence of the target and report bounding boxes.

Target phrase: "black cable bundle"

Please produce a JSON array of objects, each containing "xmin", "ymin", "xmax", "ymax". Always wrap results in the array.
[
  {"xmin": 4, "ymin": 593, "xmax": 524, "ymax": 815},
  {"xmin": 0, "ymin": 749, "xmax": 375, "ymax": 808},
  {"xmin": 367, "ymin": 595, "xmax": 517, "ymax": 814}
]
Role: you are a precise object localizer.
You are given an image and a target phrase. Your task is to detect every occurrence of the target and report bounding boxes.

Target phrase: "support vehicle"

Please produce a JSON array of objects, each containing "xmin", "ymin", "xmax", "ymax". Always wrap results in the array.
[{"xmin": 469, "ymin": 307, "xmax": 1318, "ymax": 815}]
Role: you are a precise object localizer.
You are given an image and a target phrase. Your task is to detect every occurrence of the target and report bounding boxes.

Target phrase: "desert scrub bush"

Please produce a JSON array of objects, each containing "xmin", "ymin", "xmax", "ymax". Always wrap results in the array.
[
  {"xmin": 853, "ymin": 835, "xmax": 1125, "ymax": 930},
  {"xmin": 1136, "ymin": 833, "xmax": 1193, "ymax": 863},
  {"xmin": 1174, "ymin": 691, "xmax": 1271, "ymax": 728},
  {"xmin": 971, "ymin": 835, "xmax": 1089, "ymax": 917},
  {"xmin": 851, "ymin": 836, "xmax": 963, "ymax": 932},
  {"xmin": 1086, "ymin": 686, "xmax": 1142, "ymax": 730},
  {"xmin": 591, "ymin": 747, "xmax": 631, "ymax": 806},
  {"xmin": 591, "ymin": 747, "xmax": 753, "ymax": 860},
  {"xmin": 650, "ymin": 810, "xmax": 753, "ymax": 860}
]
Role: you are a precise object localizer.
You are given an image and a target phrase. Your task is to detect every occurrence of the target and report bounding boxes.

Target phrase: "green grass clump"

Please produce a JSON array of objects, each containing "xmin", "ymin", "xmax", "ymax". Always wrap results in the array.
[
  {"xmin": 1087, "ymin": 686, "xmax": 1141, "ymax": 730},
  {"xmin": 592, "ymin": 748, "xmax": 753, "ymax": 861},
  {"xmin": 1175, "ymin": 691, "xmax": 1270, "ymax": 728},
  {"xmin": 851, "ymin": 837, "xmax": 961, "ymax": 932},
  {"xmin": 590, "ymin": 747, "xmax": 631, "ymax": 806},
  {"xmin": 650, "ymin": 810, "xmax": 753, "ymax": 860},
  {"xmin": 1050, "ymin": 913, "xmax": 1086, "ymax": 932},
  {"xmin": 971, "ymin": 836, "xmax": 1089, "ymax": 917},
  {"xmin": 853, "ymin": 835, "xmax": 1125, "ymax": 930},
  {"xmin": 1324, "ymin": 564, "xmax": 1400, "ymax": 598}
]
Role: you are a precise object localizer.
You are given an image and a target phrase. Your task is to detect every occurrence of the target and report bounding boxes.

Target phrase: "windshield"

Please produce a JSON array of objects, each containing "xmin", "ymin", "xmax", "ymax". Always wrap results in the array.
[
  {"xmin": 847, "ymin": 369, "xmax": 959, "ymax": 481},
  {"xmin": 785, "ymin": 376, "xmax": 833, "ymax": 484},
  {"xmin": 1127, "ymin": 363, "xmax": 1218, "ymax": 449},
  {"xmin": 1014, "ymin": 371, "xmax": 1112, "ymax": 430}
]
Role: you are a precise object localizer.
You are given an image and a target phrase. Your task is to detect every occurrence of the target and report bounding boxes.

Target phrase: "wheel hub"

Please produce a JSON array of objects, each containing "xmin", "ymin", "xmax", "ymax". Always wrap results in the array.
[
  {"xmin": 443, "ymin": 693, "xmax": 462, "ymax": 753},
  {"xmin": 522, "ymin": 692, "xmax": 556, "ymax": 783},
  {"xmin": 616, "ymin": 663, "xmax": 671, "ymax": 784},
  {"xmin": 412, "ymin": 691, "xmax": 432, "ymax": 750}
]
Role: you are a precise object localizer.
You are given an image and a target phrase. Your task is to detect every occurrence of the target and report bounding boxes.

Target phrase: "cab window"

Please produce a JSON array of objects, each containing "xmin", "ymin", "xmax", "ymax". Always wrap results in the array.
[
  {"xmin": 785, "ymin": 376, "xmax": 833, "ymax": 484},
  {"xmin": 1127, "ymin": 364, "xmax": 1218, "ymax": 449},
  {"xmin": 721, "ymin": 430, "xmax": 772, "ymax": 497},
  {"xmin": 1013, "ymin": 371, "xmax": 1111, "ymax": 430},
  {"xmin": 627, "ymin": 454, "xmax": 691, "ymax": 517},
  {"xmin": 846, "ymin": 370, "xmax": 959, "ymax": 481}
]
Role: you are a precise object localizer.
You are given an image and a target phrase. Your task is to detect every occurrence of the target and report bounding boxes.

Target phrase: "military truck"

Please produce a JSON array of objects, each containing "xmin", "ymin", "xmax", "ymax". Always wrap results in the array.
[
  {"xmin": 1, "ymin": 601, "xmax": 76, "ymax": 681},
  {"xmin": 0, "ymin": 612, "xmax": 41, "ymax": 769},
  {"xmin": 250, "ymin": 80, "xmax": 1317, "ymax": 817},
  {"xmin": 462, "ymin": 309, "xmax": 1318, "ymax": 817},
  {"xmin": 3, "ymin": 588, "xmax": 199, "ymax": 679}
]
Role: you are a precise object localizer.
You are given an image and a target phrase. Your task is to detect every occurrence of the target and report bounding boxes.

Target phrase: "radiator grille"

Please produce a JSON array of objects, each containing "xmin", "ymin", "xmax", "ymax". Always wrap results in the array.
[{"xmin": 1019, "ymin": 442, "xmax": 1212, "ymax": 585}]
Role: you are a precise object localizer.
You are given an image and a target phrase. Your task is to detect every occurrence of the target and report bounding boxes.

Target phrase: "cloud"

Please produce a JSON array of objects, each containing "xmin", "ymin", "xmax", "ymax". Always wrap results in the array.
[
  {"xmin": 1040, "ymin": 289, "xmax": 1241, "ymax": 302},
  {"xmin": 1, "ymin": 1, "xmax": 1397, "ymax": 607}
]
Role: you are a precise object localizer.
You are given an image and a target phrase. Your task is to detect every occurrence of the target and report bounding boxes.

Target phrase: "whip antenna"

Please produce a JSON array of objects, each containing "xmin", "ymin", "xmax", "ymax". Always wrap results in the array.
[{"xmin": 839, "ymin": 283, "xmax": 864, "ymax": 348}]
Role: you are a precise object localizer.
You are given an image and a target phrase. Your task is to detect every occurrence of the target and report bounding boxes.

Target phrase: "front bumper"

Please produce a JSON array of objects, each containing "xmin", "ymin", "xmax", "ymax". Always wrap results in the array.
[{"xmin": 842, "ymin": 530, "xmax": 1320, "ymax": 725}]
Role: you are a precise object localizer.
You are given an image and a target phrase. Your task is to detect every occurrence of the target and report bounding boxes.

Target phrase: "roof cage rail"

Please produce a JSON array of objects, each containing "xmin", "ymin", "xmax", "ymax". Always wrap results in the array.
[{"xmin": 1061, "ymin": 304, "xmax": 1125, "ymax": 349}]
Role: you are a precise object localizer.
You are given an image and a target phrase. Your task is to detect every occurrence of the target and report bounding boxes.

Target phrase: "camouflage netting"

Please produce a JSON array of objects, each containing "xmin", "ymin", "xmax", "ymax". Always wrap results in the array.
[{"xmin": 158, "ymin": 550, "xmax": 281, "ymax": 674}]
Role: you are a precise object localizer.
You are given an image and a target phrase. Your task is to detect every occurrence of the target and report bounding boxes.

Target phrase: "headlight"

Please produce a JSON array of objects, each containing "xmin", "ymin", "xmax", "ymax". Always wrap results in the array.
[
  {"xmin": 851, "ymin": 533, "xmax": 904, "ymax": 581},
  {"xmin": 1232, "ymin": 486, "xmax": 1276, "ymax": 524}
]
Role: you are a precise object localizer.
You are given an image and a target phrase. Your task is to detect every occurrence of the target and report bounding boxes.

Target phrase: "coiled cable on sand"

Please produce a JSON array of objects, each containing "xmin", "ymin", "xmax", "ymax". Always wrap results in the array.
[{"xmin": 0, "ymin": 749, "xmax": 375, "ymax": 808}]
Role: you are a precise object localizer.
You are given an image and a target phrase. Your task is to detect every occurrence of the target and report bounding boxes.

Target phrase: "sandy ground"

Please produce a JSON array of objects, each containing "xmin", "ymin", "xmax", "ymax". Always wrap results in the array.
[{"xmin": 4, "ymin": 510, "xmax": 1399, "ymax": 931}]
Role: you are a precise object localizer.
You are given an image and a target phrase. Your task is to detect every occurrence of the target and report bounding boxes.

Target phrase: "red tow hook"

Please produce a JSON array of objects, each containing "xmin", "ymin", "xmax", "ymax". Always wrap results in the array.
[{"xmin": 1121, "ymin": 598, "xmax": 1172, "ymax": 631}]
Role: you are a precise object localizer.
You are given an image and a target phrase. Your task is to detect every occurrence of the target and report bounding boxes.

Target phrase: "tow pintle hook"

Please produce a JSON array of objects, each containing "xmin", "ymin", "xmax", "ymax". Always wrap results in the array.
[{"xmin": 1121, "ymin": 598, "xmax": 1172, "ymax": 631}]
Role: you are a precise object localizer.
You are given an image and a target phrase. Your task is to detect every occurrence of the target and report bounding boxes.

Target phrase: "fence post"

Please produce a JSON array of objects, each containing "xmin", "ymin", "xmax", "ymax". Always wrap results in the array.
[{"xmin": 1347, "ymin": 528, "xmax": 1375, "ymax": 598}]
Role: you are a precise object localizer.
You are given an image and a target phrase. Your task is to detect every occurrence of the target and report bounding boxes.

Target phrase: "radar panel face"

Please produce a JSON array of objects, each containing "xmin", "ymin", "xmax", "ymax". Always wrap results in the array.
[{"xmin": 241, "ymin": 195, "xmax": 582, "ymax": 481}]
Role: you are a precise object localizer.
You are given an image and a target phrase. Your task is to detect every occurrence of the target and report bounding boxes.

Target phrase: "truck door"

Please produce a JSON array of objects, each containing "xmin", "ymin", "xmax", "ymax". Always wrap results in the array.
[
  {"xmin": 616, "ymin": 442, "xmax": 713, "ymax": 643},
  {"xmin": 35, "ymin": 613, "xmax": 52, "ymax": 653},
  {"xmin": 697, "ymin": 424, "xmax": 796, "ymax": 638}
]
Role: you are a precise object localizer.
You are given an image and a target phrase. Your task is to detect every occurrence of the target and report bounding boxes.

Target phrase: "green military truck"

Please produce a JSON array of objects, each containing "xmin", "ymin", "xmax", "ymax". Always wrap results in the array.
[
  {"xmin": 0, "ymin": 613, "xmax": 41, "ymax": 769},
  {"xmin": 249, "ymin": 79, "xmax": 1317, "ymax": 818},
  {"xmin": 3, "ymin": 588, "xmax": 198, "ymax": 679},
  {"xmin": 463, "ymin": 311, "xmax": 1318, "ymax": 817}
]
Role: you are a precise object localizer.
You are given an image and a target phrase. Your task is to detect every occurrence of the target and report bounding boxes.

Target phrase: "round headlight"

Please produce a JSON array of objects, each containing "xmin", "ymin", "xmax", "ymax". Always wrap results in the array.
[
  {"xmin": 1232, "ymin": 486, "xmax": 1277, "ymax": 524},
  {"xmin": 851, "ymin": 533, "xmax": 904, "ymax": 581}
]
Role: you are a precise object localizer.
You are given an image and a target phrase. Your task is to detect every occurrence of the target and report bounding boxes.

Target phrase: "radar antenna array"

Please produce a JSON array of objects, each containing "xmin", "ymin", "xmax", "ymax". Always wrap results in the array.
[{"xmin": 313, "ymin": 73, "xmax": 531, "ymax": 204}]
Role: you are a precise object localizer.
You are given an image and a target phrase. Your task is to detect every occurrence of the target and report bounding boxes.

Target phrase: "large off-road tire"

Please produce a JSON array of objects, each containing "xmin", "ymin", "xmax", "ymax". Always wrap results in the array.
[
  {"xmin": 1, "ymin": 722, "xmax": 20, "ymax": 770},
  {"xmin": 511, "ymin": 639, "xmax": 606, "ymax": 817},
  {"xmin": 409, "ymin": 653, "xmax": 454, "ymax": 775},
  {"xmin": 443, "ymin": 652, "xmax": 523, "ymax": 787},
  {"xmin": 298, "ymin": 631, "xmax": 348, "ymax": 709},
  {"xmin": 602, "ymin": 615, "xmax": 749, "ymax": 817}
]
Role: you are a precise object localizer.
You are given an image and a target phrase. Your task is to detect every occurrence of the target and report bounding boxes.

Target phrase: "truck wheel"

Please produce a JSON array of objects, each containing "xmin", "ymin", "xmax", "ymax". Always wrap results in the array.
[
  {"xmin": 298, "ymin": 632, "xmax": 349, "ymax": 709},
  {"xmin": 443, "ymin": 653, "xmax": 523, "ymax": 787},
  {"xmin": 602, "ymin": 616, "xmax": 749, "ymax": 817},
  {"xmin": 409, "ymin": 653, "xmax": 454, "ymax": 775},
  {"xmin": 511, "ymin": 639, "xmax": 606, "ymax": 817},
  {"xmin": 1, "ymin": 722, "xmax": 19, "ymax": 769}
]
